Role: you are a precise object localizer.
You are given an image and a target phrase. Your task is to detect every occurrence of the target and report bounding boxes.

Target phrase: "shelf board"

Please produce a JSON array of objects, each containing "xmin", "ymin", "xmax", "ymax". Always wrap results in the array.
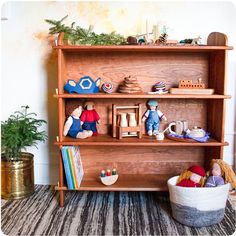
[
  {"xmin": 55, "ymin": 174, "xmax": 170, "ymax": 191},
  {"xmin": 55, "ymin": 134, "xmax": 228, "ymax": 147},
  {"xmin": 53, "ymin": 45, "xmax": 233, "ymax": 52},
  {"xmin": 54, "ymin": 93, "xmax": 231, "ymax": 99}
]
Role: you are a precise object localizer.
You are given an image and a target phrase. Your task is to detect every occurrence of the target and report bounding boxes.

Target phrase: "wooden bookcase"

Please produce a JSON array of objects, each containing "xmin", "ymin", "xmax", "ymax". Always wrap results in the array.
[{"xmin": 53, "ymin": 32, "xmax": 233, "ymax": 207}]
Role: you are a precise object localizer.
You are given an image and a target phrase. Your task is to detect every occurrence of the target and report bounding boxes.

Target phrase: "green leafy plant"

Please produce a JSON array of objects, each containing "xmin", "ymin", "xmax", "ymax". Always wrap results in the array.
[
  {"xmin": 45, "ymin": 15, "xmax": 126, "ymax": 45},
  {"xmin": 1, "ymin": 106, "xmax": 47, "ymax": 161}
]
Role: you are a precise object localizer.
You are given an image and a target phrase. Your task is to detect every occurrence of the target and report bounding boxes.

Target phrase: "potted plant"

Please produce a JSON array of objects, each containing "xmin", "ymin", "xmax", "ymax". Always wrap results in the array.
[{"xmin": 1, "ymin": 106, "xmax": 47, "ymax": 199}]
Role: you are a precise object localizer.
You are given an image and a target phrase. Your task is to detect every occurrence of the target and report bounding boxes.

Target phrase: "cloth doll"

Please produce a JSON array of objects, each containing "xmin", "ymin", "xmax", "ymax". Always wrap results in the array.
[
  {"xmin": 142, "ymin": 100, "xmax": 167, "ymax": 136},
  {"xmin": 205, "ymin": 159, "xmax": 236, "ymax": 188},
  {"xmin": 80, "ymin": 101, "xmax": 100, "ymax": 136},
  {"xmin": 63, "ymin": 100, "xmax": 93, "ymax": 139},
  {"xmin": 176, "ymin": 165, "xmax": 206, "ymax": 187}
]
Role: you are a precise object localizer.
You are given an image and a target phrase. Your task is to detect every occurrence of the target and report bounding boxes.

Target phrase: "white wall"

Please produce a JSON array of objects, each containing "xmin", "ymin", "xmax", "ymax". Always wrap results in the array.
[{"xmin": 1, "ymin": 1, "xmax": 236, "ymax": 184}]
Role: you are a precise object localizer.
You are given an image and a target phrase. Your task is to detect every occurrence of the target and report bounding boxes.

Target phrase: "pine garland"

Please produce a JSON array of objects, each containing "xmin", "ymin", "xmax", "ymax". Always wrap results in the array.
[{"xmin": 45, "ymin": 15, "xmax": 126, "ymax": 45}]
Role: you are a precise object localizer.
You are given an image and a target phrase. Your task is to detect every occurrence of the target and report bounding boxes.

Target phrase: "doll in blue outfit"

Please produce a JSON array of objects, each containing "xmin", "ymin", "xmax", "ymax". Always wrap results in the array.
[
  {"xmin": 63, "ymin": 100, "xmax": 93, "ymax": 139},
  {"xmin": 142, "ymin": 100, "xmax": 167, "ymax": 136}
]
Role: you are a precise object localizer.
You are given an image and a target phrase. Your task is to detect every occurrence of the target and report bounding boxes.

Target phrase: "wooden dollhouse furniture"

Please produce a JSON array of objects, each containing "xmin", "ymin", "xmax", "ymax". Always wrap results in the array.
[
  {"xmin": 54, "ymin": 32, "xmax": 233, "ymax": 207},
  {"xmin": 112, "ymin": 104, "xmax": 142, "ymax": 139}
]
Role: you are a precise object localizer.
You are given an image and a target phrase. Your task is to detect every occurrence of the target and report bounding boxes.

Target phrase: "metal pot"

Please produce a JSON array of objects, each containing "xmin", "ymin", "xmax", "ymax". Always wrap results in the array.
[{"xmin": 1, "ymin": 152, "xmax": 34, "ymax": 200}]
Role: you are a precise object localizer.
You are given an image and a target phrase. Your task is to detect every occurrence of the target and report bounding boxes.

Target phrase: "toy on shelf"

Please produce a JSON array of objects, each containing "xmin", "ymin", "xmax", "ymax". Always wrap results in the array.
[
  {"xmin": 118, "ymin": 75, "xmax": 142, "ymax": 94},
  {"xmin": 170, "ymin": 78, "xmax": 214, "ymax": 95},
  {"xmin": 176, "ymin": 165, "xmax": 206, "ymax": 187},
  {"xmin": 142, "ymin": 100, "xmax": 167, "ymax": 136},
  {"xmin": 80, "ymin": 102, "xmax": 100, "ymax": 136},
  {"xmin": 112, "ymin": 104, "xmax": 142, "ymax": 139},
  {"xmin": 179, "ymin": 36, "xmax": 202, "ymax": 45},
  {"xmin": 179, "ymin": 78, "xmax": 205, "ymax": 89},
  {"xmin": 148, "ymin": 81, "xmax": 168, "ymax": 94},
  {"xmin": 101, "ymin": 81, "xmax": 113, "ymax": 94},
  {"xmin": 205, "ymin": 159, "xmax": 236, "ymax": 188},
  {"xmin": 166, "ymin": 122, "xmax": 209, "ymax": 143},
  {"xmin": 100, "ymin": 168, "xmax": 118, "ymax": 186},
  {"xmin": 127, "ymin": 36, "xmax": 138, "ymax": 45},
  {"xmin": 64, "ymin": 76, "xmax": 101, "ymax": 94},
  {"xmin": 156, "ymin": 125, "xmax": 171, "ymax": 141},
  {"xmin": 63, "ymin": 100, "xmax": 93, "ymax": 139},
  {"xmin": 186, "ymin": 126, "xmax": 206, "ymax": 138},
  {"xmin": 168, "ymin": 120, "xmax": 188, "ymax": 136}
]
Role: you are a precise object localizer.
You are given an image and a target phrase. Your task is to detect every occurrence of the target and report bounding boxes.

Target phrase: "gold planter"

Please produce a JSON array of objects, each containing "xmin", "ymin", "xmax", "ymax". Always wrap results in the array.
[{"xmin": 1, "ymin": 152, "xmax": 34, "ymax": 200}]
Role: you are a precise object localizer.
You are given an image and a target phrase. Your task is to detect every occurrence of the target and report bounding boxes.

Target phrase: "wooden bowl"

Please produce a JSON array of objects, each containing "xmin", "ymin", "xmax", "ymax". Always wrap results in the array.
[{"xmin": 100, "ymin": 175, "xmax": 119, "ymax": 186}]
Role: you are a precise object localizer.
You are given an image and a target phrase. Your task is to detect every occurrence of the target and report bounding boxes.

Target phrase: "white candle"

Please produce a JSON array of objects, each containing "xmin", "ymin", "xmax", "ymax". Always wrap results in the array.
[{"xmin": 146, "ymin": 19, "xmax": 149, "ymax": 39}]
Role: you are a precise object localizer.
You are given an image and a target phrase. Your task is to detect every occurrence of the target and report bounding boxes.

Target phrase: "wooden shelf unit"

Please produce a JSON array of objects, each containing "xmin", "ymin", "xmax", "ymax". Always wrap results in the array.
[{"xmin": 54, "ymin": 32, "xmax": 233, "ymax": 206}]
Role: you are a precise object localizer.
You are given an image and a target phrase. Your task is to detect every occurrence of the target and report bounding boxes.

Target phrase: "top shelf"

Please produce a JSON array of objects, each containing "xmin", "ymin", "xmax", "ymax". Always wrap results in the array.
[{"xmin": 53, "ymin": 45, "xmax": 233, "ymax": 53}]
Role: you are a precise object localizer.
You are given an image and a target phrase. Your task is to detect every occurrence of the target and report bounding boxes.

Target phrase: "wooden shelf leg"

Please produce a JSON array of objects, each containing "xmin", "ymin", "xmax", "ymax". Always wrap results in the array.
[{"xmin": 59, "ymin": 190, "xmax": 65, "ymax": 207}]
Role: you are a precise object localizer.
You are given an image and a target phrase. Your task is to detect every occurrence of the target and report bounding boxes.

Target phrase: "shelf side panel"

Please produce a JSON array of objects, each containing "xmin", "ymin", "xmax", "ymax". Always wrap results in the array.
[
  {"xmin": 207, "ymin": 100, "xmax": 225, "ymax": 144},
  {"xmin": 58, "ymin": 50, "xmax": 67, "ymax": 94},
  {"xmin": 209, "ymin": 51, "xmax": 226, "ymax": 94},
  {"xmin": 58, "ymin": 98, "xmax": 65, "ymax": 141}
]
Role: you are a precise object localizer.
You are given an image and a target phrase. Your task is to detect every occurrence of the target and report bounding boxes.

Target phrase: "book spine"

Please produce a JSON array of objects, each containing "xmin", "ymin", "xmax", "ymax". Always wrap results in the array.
[
  {"xmin": 72, "ymin": 146, "xmax": 84, "ymax": 187},
  {"xmin": 66, "ymin": 147, "xmax": 76, "ymax": 189},
  {"xmin": 68, "ymin": 147, "xmax": 79, "ymax": 189},
  {"xmin": 61, "ymin": 146, "xmax": 73, "ymax": 190}
]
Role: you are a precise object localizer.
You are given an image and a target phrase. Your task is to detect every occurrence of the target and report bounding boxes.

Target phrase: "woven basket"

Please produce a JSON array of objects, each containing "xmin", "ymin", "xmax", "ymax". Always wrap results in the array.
[{"xmin": 167, "ymin": 176, "xmax": 230, "ymax": 227}]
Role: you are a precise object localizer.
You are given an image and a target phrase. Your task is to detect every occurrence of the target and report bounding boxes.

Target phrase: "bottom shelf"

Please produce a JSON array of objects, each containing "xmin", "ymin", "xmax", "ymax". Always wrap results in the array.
[{"xmin": 55, "ymin": 174, "xmax": 171, "ymax": 191}]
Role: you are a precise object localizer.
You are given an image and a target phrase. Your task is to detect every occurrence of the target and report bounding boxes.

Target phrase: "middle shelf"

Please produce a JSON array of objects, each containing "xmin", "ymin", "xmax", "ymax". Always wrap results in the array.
[
  {"xmin": 55, "ymin": 134, "xmax": 228, "ymax": 147},
  {"xmin": 54, "ymin": 93, "xmax": 231, "ymax": 99}
]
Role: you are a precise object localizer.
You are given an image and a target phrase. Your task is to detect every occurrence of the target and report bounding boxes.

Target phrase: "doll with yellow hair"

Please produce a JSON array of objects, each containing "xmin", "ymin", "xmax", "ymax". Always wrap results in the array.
[
  {"xmin": 176, "ymin": 165, "xmax": 206, "ymax": 187},
  {"xmin": 205, "ymin": 159, "xmax": 236, "ymax": 188}
]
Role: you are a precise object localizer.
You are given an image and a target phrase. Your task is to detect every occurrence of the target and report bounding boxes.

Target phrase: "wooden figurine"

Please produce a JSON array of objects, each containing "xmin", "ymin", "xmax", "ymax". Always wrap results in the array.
[
  {"xmin": 179, "ymin": 36, "xmax": 202, "ymax": 45},
  {"xmin": 118, "ymin": 75, "xmax": 142, "ymax": 94},
  {"xmin": 100, "ymin": 168, "xmax": 118, "ymax": 186},
  {"xmin": 170, "ymin": 78, "xmax": 214, "ymax": 95},
  {"xmin": 179, "ymin": 78, "xmax": 205, "ymax": 89}
]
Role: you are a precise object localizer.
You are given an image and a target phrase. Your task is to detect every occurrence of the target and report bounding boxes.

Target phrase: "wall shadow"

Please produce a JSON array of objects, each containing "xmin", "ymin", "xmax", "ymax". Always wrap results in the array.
[{"xmin": 44, "ymin": 49, "xmax": 59, "ymax": 185}]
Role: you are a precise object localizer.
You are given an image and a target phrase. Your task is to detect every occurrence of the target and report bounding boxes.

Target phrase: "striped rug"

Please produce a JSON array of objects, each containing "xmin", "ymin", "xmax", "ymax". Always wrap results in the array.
[{"xmin": 1, "ymin": 185, "xmax": 235, "ymax": 235}]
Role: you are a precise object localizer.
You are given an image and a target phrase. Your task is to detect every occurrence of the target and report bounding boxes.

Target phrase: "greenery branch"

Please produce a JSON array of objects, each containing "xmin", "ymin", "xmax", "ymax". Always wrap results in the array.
[{"xmin": 45, "ymin": 15, "xmax": 126, "ymax": 45}]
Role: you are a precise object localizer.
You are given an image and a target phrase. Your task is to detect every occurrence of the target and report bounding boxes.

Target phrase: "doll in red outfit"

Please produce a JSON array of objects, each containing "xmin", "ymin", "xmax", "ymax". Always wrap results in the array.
[
  {"xmin": 176, "ymin": 165, "xmax": 206, "ymax": 187},
  {"xmin": 80, "ymin": 101, "xmax": 100, "ymax": 136}
]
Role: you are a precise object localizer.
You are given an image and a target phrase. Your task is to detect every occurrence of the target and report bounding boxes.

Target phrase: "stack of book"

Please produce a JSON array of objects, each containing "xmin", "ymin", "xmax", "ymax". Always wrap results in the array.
[{"xmin": 61, "ymin": 146, "xmax": 84, "ymax": 190}]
